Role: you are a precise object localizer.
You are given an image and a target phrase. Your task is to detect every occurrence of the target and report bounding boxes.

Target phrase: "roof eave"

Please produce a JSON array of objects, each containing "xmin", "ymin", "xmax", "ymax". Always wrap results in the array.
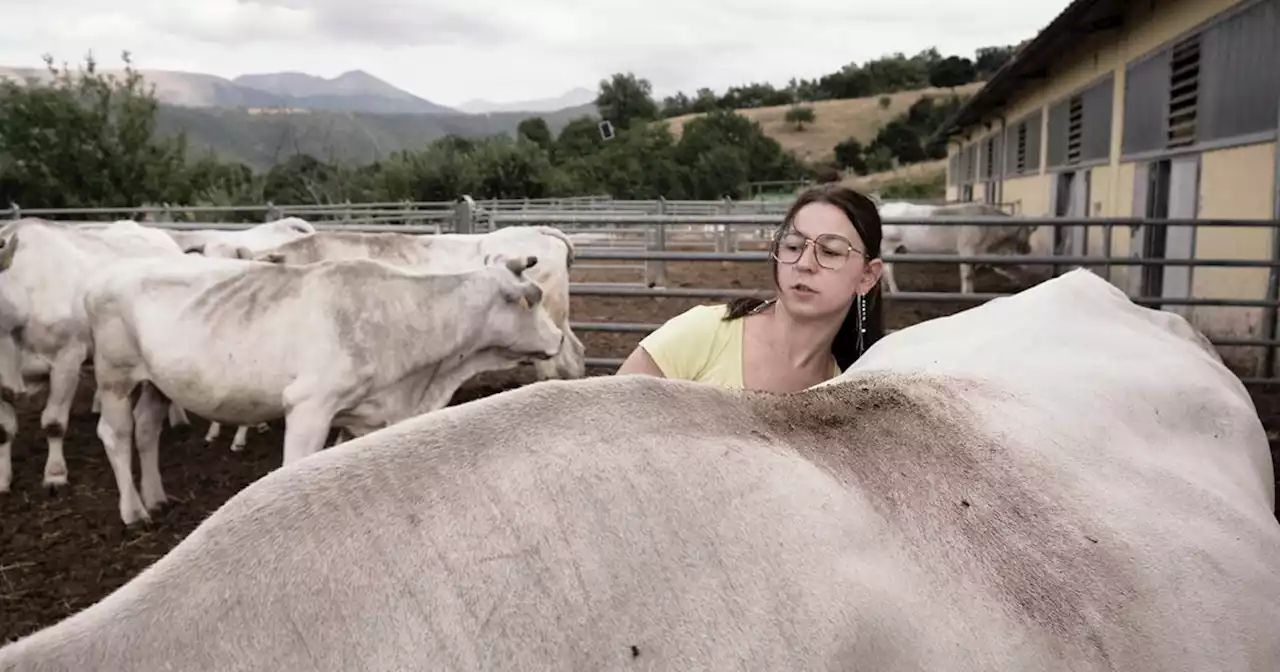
[{"xmin": 929, "ymin": 0, "xmax": 1114, "ymax": 146}]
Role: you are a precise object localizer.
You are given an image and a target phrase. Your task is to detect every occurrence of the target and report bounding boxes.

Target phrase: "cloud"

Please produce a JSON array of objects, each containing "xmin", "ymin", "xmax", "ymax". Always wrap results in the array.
[
  {"xmin": 239, "ymin": 0, "xmax": 525, "ymax": 47},
  {"xmin": 0, "ymin": 0, "xmax": 1066, "ymax": 106}
]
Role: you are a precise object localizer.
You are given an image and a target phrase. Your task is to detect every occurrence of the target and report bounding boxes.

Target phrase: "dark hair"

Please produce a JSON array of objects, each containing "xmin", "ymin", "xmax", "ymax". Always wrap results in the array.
[{"xmin": 723, "ymin": 183, "xmax": 885, "ymax": 370}]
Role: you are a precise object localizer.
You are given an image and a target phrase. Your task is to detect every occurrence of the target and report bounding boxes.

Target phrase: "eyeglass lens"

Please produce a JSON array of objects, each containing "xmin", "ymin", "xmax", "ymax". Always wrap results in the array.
[{"xmin": 773, "ymin": 232, "xmax": 855, "ymax": 269}]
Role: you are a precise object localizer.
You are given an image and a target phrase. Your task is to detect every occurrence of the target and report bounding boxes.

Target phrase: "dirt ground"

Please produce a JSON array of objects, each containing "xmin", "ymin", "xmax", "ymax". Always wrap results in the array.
[{"xmin": 3, "ymin": 258, "xmax": 1279, "ymax": 644}]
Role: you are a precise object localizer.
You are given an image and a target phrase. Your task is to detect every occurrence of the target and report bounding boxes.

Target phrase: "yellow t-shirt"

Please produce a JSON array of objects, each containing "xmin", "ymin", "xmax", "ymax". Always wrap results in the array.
[{"xmin": 638, "ymin": 303, "xmax": 841, "ymax": 389}]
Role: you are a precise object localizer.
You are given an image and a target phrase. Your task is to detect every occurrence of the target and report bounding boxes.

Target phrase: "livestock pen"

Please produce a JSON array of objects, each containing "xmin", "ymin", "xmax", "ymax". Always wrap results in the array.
[{"xmin": 1, "ymin": 199, "xmax": 1278, "ymax": 642}]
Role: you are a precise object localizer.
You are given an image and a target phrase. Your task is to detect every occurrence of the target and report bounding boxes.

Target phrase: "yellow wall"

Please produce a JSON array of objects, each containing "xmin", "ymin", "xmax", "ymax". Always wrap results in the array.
[
  {"xmin": 944, "ymin": 0, "xmax": 1258, "ymax": 213},
  {"xmin": 1003, "ymin": 174, "xmax": 1052, "ymax": 216},
  {"xmin": 1190, "ymin": 142, "xmax": 1278, "ymax": 371},
  {"xmin": 1109, "ymin": 162, "xmax": 1138, "ymax": 290},
  {"xmin": 945, "ymin": 185, "xmax": 958, "ymax": 201},
  {"xmin": 939, "ymin": 0, "xmax": 1279, "ymax": 375}
]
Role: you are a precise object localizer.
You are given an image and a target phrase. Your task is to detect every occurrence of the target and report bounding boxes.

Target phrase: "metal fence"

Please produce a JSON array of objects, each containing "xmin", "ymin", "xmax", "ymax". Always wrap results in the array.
[{"xmin": 7, "ymin": 198, "xmax": 1280, "ymax": 384}]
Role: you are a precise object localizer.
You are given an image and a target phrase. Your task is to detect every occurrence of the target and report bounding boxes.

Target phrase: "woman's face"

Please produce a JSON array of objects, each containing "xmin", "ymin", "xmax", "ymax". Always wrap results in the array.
[{"xmin": 773, "ymin": 201, "xmax": 883, "ymax": 319}]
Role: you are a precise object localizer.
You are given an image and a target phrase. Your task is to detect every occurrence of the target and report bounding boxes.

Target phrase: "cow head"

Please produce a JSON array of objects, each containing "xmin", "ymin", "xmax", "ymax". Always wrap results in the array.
[{"xmin": 484, "ymin": 255, "xmax": 563, "ymax": 360}]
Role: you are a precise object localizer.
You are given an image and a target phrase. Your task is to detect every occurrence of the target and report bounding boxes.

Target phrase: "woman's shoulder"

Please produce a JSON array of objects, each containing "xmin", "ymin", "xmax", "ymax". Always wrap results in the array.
[
  {"xmin": 638, "ymin": 303, "xmax": 739, "ymax": 381},
  {"xmin": 666, "ymin": 303, "xmax": 732, "ymax": 327}
]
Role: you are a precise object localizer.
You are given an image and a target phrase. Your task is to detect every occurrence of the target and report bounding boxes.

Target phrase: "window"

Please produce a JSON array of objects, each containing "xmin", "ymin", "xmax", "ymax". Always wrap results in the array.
[
  {"xmin": 1048, "ymin": 76, "xmax": 1113, "ymax": 168},
  {"xmin": 1002, "ymin": 110, "xmax": 1042, "ymax": 177},
  {"xmin": 1166, "ymin": 35, "xmax": 1200, "ymax": 148}
]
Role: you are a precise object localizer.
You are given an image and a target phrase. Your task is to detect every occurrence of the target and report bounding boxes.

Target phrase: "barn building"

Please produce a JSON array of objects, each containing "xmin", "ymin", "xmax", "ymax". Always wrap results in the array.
[{"xmin": 935, "ymin": 0, "xmax": 1279, "ymax": 375}]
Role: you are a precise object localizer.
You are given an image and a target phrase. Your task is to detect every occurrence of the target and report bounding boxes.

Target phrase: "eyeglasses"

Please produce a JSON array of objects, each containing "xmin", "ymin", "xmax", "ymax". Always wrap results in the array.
[{"xmin": 771, "ymin": 231, "xmax": 863, "ymax": 271}]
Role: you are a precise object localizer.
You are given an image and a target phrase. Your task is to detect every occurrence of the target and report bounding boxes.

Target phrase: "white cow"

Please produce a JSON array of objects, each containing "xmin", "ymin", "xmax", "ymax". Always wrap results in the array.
[
  {"xmin": 162, "ymin": 217, "xmax": 316, "ymax": 258},
  {"xmin": 0, "ymin": 218, "xmax": 188, "ymax": 493},
  {"xmin": 159, "ymin": 218, "xmax": 317, "ymax": 450},
  {"xmin": 84, "ymin": 253, "xmax": 565, "ymax": 525},
  {"xmin": 4, "ymin": 268, "xmax": 1277, "ymax": 670},
  {"xmin": 879, "ymin": 201, "xmax": 1035, "ymax": 294},
  {"xmin": 189, "ymin": 223, "xmax": 588, "ymax": 453},
  {"xmin": 243, "ymin": 224, "xmax": 586, "ymax": 382}
]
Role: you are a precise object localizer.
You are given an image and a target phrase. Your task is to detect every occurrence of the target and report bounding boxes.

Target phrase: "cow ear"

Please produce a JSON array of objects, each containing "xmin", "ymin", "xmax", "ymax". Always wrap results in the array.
[{"xmin": 0, "ymin": 235, "xmax": 18, "ymax": 271}]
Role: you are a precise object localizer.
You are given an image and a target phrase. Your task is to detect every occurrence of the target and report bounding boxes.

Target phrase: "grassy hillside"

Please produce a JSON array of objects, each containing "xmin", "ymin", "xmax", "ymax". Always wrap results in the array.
[
  {"xmin": 664, "ymin": 82, "xmax": 984, "ymax": 164},
  {"xmin": 157, "ymin": 103, "xmax": 597, "ymax": 170},
  {"xmin": 844, "ymin": 159, "xmax": 947, "ymax": 196}
]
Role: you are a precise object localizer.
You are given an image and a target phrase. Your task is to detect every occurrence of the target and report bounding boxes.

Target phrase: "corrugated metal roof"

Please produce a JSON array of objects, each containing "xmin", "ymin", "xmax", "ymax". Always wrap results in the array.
[{"xmin": 930, "ymin": 0, "xmax": 1127, "ymax": 144}]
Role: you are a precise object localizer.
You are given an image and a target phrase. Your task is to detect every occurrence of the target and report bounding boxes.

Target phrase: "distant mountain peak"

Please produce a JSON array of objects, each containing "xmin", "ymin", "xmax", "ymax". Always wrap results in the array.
[
  {"xmin": 457, "ymin": 86, "xmax": 597, "ymax": 114},
  {"xmin": 232, "ymin": 69, "xmax": 455, "ymax": 114}
]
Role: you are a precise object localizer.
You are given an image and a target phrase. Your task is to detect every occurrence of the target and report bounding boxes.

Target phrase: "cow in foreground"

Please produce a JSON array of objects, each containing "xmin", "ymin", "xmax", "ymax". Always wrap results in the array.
[
  {"xmin": 878, "ymin": 201, "xmax": 1035, "ymax": 294},
  {"xmin": 0, "ymin": 218, "xmax": 187, "ymax": 494},
  {"xmin": 4, "ymin": 268, "xmax": 1277, "ymax": 670},
  {"xmin": 84, "ymin": 254, "xmax": 564, "ymax": 525}
]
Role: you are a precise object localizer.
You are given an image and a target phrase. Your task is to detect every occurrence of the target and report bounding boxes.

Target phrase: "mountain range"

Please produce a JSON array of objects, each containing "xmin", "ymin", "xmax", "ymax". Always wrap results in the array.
[{"xmin": 0, "ymin": 66, "xmax": 598, "ymax": 170}]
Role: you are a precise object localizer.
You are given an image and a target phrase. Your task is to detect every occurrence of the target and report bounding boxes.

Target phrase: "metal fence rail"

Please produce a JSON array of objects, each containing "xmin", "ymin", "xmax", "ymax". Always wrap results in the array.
[{"xmin": 10, "ymin": 199, "xmax": 1280, "ymax": 384}]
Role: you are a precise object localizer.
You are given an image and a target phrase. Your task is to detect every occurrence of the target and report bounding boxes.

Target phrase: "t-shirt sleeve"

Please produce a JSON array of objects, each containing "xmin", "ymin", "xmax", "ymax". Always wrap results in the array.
[{"xmin": 638, "ymin": 304, "xmax": 723, "ymax": 380}]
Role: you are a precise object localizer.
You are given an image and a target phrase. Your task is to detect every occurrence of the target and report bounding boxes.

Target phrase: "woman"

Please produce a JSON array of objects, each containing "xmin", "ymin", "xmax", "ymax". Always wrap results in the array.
[{"xmin": 615, "ymin": 183, "xmax": 886, "ymax": 393}]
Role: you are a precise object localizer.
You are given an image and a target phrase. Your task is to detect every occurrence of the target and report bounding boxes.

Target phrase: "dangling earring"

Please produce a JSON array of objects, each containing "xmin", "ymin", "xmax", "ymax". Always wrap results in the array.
[{"xmin": 856, "ymin": 293, "xmax": 867, "ymax": 357}]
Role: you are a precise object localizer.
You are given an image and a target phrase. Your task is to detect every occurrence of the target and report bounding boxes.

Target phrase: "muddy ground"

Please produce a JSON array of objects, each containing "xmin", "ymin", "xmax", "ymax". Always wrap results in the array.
[{"xmin": 3, "ymin": 258, "xmax": 1278, "ymax": 643}]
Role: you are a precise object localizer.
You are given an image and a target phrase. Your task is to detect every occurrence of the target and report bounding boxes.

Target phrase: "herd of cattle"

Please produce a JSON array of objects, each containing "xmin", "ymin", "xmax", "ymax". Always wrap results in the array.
[{"xmin": 0, "ymin": 216, "xmax": 589, "ymax": 525}]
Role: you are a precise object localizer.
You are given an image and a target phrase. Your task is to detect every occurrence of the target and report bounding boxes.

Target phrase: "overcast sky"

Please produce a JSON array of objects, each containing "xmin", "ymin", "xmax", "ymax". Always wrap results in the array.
[{"xmin": 1, "ymin": 0, "xmax": 1067, "ymax": 107}]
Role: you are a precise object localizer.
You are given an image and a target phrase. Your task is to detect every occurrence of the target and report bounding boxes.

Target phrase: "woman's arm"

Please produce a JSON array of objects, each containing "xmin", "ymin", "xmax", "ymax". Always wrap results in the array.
[{"xmin": 615, "ymin": 346, "xmax": 666, "ymax": 378}]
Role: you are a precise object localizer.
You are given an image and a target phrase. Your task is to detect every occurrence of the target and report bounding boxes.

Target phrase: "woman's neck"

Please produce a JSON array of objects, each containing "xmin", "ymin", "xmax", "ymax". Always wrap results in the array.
[{"xmin": 758, "ymin": 301, "xmax": 843, "ymax": 370}]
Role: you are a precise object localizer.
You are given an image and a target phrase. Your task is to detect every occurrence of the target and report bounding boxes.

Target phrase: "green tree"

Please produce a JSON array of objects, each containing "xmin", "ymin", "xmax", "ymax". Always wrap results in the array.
[
  {"xmin": 929, "ymin": 56, "xmax": 977, "ymax": 89},
  {"xmin": 784, "ymin": 105, "xmax": 816, "ymax": 130},
  {"xmin": 595, "ymin": 72, "xmax": 659, "ymax": 130},
  {"xmin": 554, "ymin": 116, "xmax": 605, "ymax": 161},
  {"xmin": 833, "ymin": 138, "xmax": 868, "ymax": 174},
  {"xmin": 0, "ymin": 51, "xmax": 189, "ymax": 210},
  {"xmin": 974, "ymin": 46, "xmax": 1017, "ymax": 78},
  {"xmin": 516, "ymin": 116, "xmax": 552, "ymax": 150}
]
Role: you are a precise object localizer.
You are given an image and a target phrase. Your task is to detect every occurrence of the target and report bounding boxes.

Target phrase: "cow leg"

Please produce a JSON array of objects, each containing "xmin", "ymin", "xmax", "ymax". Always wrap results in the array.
[
  {"xmin": 281, "ymin": 404, "xmax": 338, "ymax": 465},
  {"xmin": 91, "ymin": 389, "xmax": 102, "ymax": 414},
  {"xmin": 959, "ymin": 263, "xmax": 976, "ymax": 294},
  {"xmin": 167, "ymin": 404, "xmax": 190, "ymax": 428},
  {"xmin": 204, "ymin": 420, "xmax": 223, "ymax": 444},
  {"xmin": 132, "ymin": 384, "xmax": 170, "ymax": 511},
  {"xmin": 882, "ymin": 261, "xmax": 900, "ymax": 294},
  {"xmin": 0, "ymin": 390, "xmax": 15, "ymax": 493},
  {"xmin": 96, "ymin": 384, "xmax": 149, "ymax": 525},
  {"xmin": 230, "ymin": 425, "xmax": 249, "ymax": 452},
  {"xmin": 40, "ymin": 344, "xmax": 88, "ymax": 488}
]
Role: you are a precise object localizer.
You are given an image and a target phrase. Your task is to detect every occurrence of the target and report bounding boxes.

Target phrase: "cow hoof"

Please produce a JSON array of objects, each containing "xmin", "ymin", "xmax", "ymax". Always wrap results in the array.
[
  {"xmin": 43, "ymin": 473, "xmax": 68, "ymax": 489},
  {"xmin": 121, "ymin": 507, "xmax": 152, "ymax": 527},
  {"xmin": 230, "ymin": 444, "xmax": 245, "ymax": 453}
]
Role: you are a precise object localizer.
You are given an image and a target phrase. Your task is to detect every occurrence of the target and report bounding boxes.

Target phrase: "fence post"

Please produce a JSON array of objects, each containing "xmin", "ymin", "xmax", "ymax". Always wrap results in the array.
[
  {"xmin": 645, "ymin": 198, "xmax": 668, "ymax": 286},
  {"xmin": 265, "ymin": 202, "xmax": 279, "ymax": 222},
  {"xmin": 9, "ymin": 202, "xmax": 19, "ymax": 220},
  {"xmin": 454, "ymin": 195, "xmax": 474, "ymax": 234},
  {"xmin": 719, "ymin": 197, "xmax": 733, "ymax": 262}
]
